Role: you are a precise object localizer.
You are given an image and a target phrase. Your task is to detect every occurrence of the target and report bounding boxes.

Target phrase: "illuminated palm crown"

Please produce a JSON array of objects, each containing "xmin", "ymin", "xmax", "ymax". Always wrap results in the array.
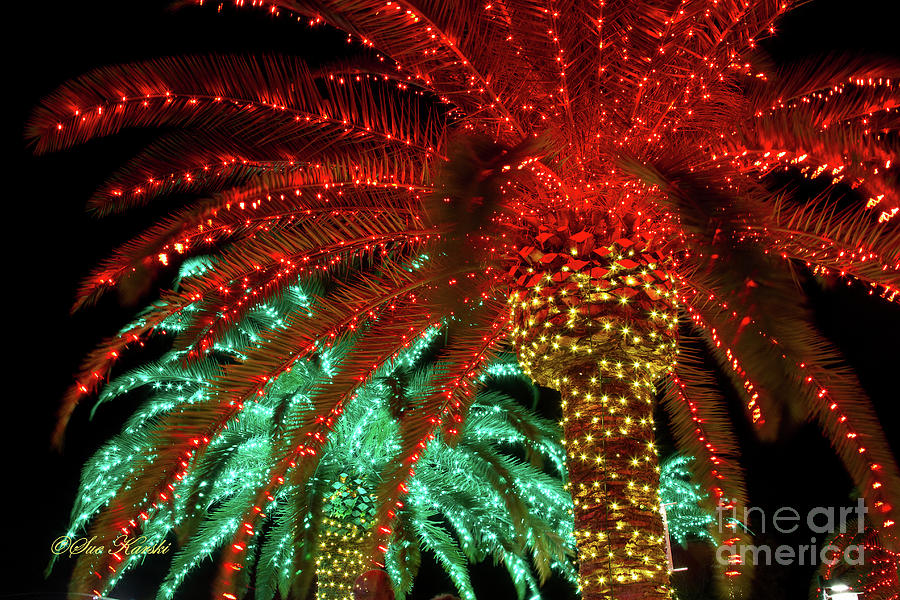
[{"xmin": 29, "ymin": 1, "xmax": 900, "ymax": 599}]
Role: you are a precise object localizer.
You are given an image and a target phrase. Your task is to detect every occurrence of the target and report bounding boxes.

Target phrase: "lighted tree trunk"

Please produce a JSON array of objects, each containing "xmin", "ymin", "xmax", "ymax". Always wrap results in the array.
[
  {"xmin": 510, "ymin": 228, "xmax": 676, "ymax": 600},
  {"xmin": 316, "ymin": 516, "xmax": 370, "ymax": 600}
]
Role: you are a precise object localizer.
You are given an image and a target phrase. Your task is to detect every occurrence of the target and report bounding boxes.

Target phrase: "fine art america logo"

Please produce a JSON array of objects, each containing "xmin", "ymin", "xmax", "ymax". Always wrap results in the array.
[
  {"xmin": 51, "ymin": 535, "xmax": 172, "ymax": 558},
  {"xmin": 714, "ymin": 499, "xmax": 867, "ymax": 566}
]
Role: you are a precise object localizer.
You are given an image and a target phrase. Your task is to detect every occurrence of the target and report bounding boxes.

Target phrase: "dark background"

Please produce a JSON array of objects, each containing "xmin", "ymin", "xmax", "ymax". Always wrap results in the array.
[{"xmin": 7, "ymin": 1, "xmax": 900, "ymax": 599}]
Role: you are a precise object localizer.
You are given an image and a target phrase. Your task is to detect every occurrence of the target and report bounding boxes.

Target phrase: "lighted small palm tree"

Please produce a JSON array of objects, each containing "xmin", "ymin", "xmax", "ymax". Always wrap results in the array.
[
  {"xmin": 51, "ymin": 287, "xmax": 576, "ymax": 600},
  {"xmin": 29, "ymin": 1, "xmax": 900, "ymax": 598}
]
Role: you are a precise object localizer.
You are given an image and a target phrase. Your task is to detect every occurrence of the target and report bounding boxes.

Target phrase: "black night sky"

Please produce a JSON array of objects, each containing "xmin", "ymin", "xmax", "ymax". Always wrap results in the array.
[{"xmin": 8, "ymin": 1, "xmax": 900, "ymax": 599}]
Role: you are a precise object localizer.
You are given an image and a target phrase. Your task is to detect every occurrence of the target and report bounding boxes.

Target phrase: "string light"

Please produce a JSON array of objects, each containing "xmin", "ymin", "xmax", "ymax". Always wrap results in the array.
[{"xmin": 820, "ymin": 528, "xmax": 900, "ymax": 600}]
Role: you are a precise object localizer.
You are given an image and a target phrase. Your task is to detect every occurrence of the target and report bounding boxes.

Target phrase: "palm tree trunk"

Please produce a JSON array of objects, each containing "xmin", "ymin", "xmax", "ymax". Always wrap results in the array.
[
  {"xmin": 510, "ymin": 231, "xmax": 676, "ymax": 599},
  {"xmin": 556, "ymin": 365, "xmax": 670, "ymax": 599},
  {"xmin": 316, "ymin": 517, "xmax": 369, "ymax": 600}
]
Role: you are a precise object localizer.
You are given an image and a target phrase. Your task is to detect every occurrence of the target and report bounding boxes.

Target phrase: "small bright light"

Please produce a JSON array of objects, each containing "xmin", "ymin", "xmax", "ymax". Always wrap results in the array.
[{"xmin": 830, "ymin": 584, "xmax": 850, "ymax": 592}]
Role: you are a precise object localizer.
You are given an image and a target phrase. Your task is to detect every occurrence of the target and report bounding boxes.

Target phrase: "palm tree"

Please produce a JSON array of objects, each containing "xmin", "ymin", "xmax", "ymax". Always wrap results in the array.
[
  {"xmin": 816, "ymin": 527, "xmax": 899, "ymax": 600},
  {"xmin": 51, "ymin": 286, "xmax": 577, "ymax": 600},
  {"xmin": 29, "ymin": 1, "xmax": 900, "ymax": 599}
]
